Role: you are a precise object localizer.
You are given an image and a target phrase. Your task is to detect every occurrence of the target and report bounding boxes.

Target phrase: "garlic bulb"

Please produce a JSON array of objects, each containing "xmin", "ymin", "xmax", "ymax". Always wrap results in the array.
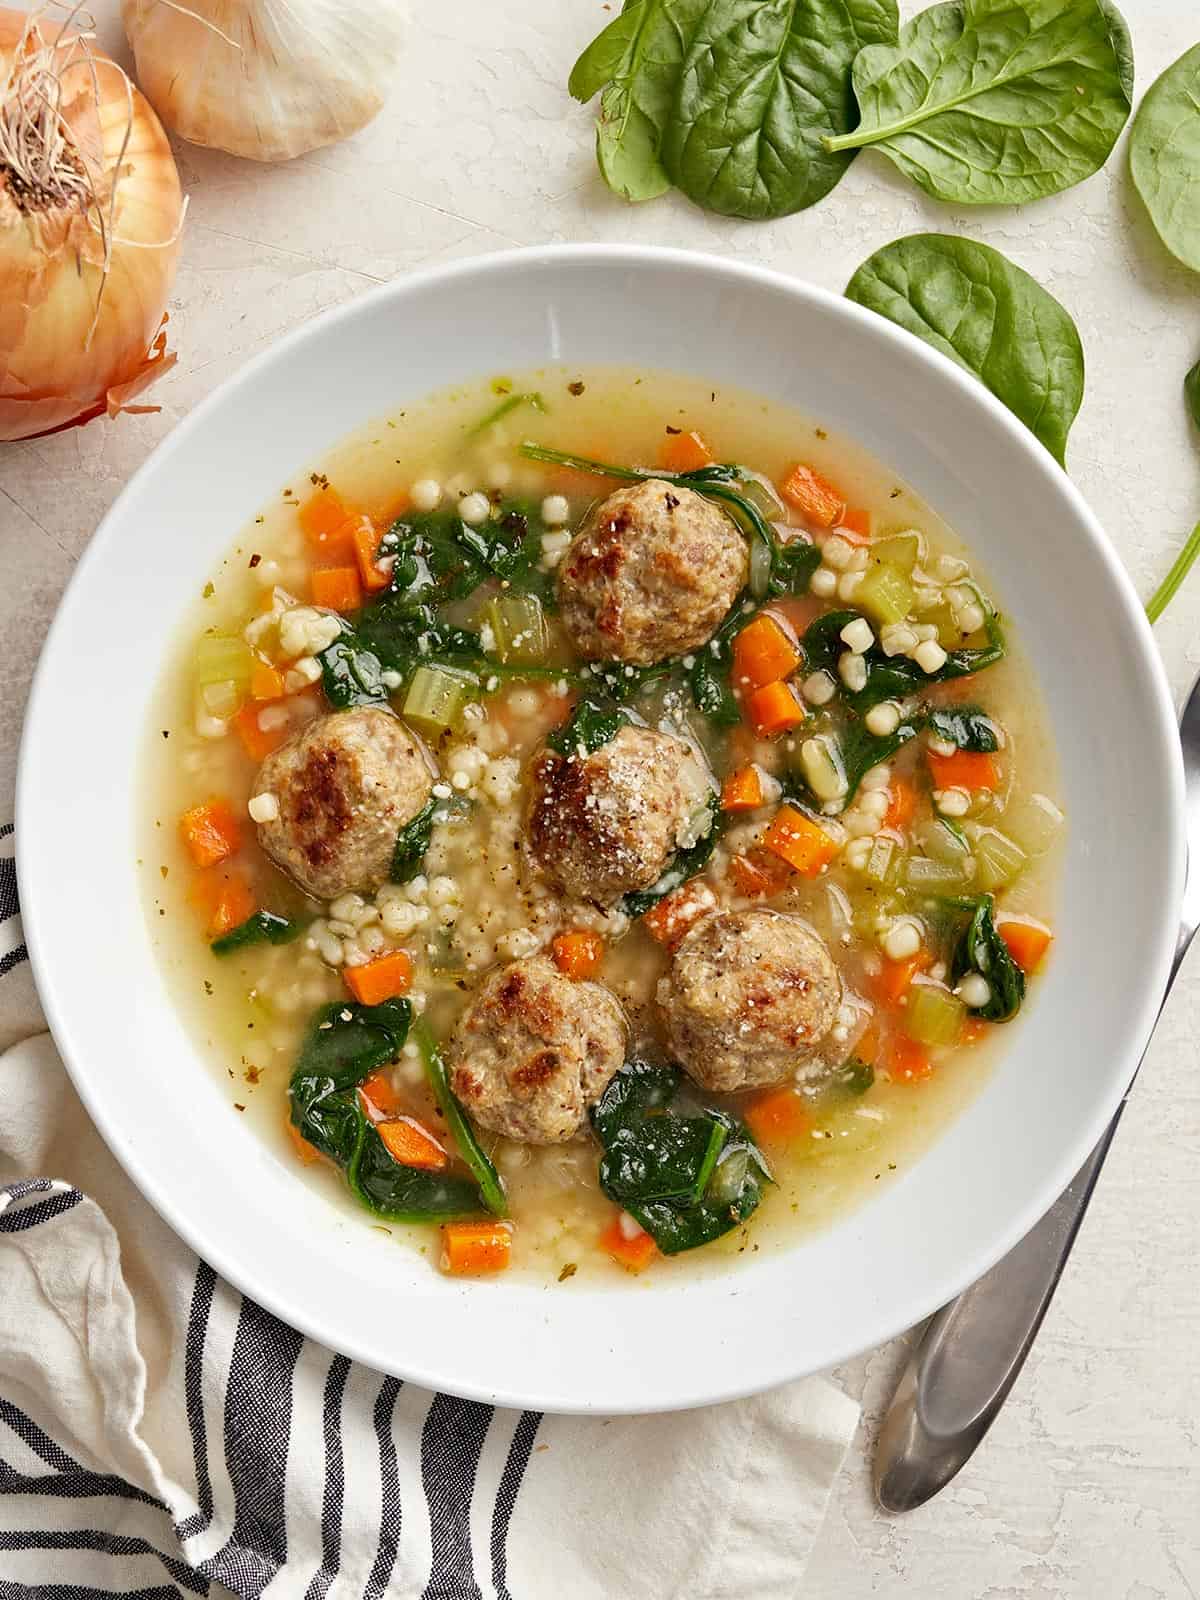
[{"xmin": 121, "ymin": 0, "xmax": 403, "ymax": 164}]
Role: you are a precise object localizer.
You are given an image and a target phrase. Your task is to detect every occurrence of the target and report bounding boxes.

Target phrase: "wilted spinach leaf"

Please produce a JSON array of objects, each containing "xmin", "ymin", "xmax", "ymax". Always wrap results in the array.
[
  {"xmin": 288, "ymin": 1000, "xmax": 492, "ymax": 1223},
  {"xmin": 547, "ymin": 697, "xmax": 631, "ymax": 757},
  {"xmin": 1130, "ymin": 43, "xmax": 1200, "ymax": 276},
  {"xmin": 211, "ymin": 911, "xmax": 305, "ymax": 955},
  {"xmin": 845, "ymin": 235, "xmax": 1085, "ymax": 466},
  {"xmin": 391, "ymin": 797, "xmax": 438, "ymax": 884},
  {"xmin": 948, "ymin": 894, "xmax": 1025, "ymax": 1021},
  {"xmin": 801, "ymin": 606, "xmax": 1006, "ymax": 714},
  {"xmin": 622, "ymin": 794, "xmax": 721, "ymax": 917},
  {"xmin": 828, "ymin": 0, "xmax": 1132, "ymax": 206},
  {"xmin": 928, "ymin": 705, "xmax": 1000, "ymax": 753},
  {"xmin": 318, "ymin": 628, "xmax": 389, "ymax": 709},
  {"xmin": 589, "ymin": 1059, "xmax": 771, "ymax": 1254},
  {"xmin": 837, "ymin": 708, "xmax": 924, "ymax": 805}
]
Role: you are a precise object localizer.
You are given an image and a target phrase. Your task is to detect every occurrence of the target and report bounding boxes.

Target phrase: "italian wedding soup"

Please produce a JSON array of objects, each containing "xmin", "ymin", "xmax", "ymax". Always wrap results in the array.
[{"xmin": 144, "ymin": 367, "xmax": 1063, "ymax": 1283}]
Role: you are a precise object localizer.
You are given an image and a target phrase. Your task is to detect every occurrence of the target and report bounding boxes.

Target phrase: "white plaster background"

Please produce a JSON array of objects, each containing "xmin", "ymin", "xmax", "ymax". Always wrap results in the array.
[{"xmin": 2, "ymin": 2, "xmax": 1199, "ymax": 1593}]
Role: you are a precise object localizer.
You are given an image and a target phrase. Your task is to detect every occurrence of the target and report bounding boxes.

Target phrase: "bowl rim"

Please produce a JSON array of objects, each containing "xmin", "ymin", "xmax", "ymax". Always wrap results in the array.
[{"xmin": 16, "ymin": 243, "xmax": 1186, "ymax": 1412}]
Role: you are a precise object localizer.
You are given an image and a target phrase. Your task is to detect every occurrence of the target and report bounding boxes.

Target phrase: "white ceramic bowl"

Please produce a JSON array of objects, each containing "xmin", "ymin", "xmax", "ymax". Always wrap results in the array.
[{"xmin": 18, "ymin": 246, "xmax": 1185, "ymax": 1413}]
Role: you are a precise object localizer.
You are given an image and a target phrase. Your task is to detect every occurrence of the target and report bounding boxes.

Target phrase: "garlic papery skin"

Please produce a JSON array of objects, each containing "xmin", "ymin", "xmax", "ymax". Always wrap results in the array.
[{"xmin": 121, "ymin": 0, "xmax": 404, "ymax": 164}]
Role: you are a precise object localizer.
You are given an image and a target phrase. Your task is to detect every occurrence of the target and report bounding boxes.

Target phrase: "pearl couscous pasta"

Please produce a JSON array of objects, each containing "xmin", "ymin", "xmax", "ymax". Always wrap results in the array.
[{"xmin": 143, "ymin": 366, "xmax": 1063, "ymax": 1284}]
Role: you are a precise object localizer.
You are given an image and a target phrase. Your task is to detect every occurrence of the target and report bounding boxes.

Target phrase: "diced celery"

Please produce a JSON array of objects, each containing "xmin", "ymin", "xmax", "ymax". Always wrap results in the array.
[
  {"xmin": 200, "ymin": 679, "xmax": 241, "ymax": 718},
  {"xmin": 484, "ymin": 592, "xmax": 548, "ymax": 664},
  {"xmin": 748, "ymin": 536, "xmax": 773, "ymax": 598},
  {"xmin": 872, "ymin": 533, "xmax": 921, "ymax": 574},
  {"xmin": 904, "ymin": 855, "xmax": 971, "ymax": 890},
  {"xmin": 864, "ymin": 835, "xmax": 896, "ymax": 885},
  {"xmin": 856, "ymin": 563, "xmax": 915, "ymax": 627},
  {"xmin": 905, "ymin": 985, "xmax": 966, "ymax": 1047},
  {"xmin": 739, "ymin": 476, "xmax": 785, "ymax": 520},
  {"xmin": 796, "ymin": 735, "xmax": 846, "ymax": 804},
  {"xmin": 194, "ymin": 633, "xmax": 252, "ymax": 688},
  {"xmin": 974, "ymin": 828, "xmax": 1026, "ymax": 891},
  {"xmin": 919, "ymin": 817, "xmax": 972, "ymax": 867},
  {"xmin": 403, "ymin": 664, "xmax": 477, "ymax": 734},
  {"xmin": 1002, "ymin": 793, "xmax": 1064, "ymax": 857}
]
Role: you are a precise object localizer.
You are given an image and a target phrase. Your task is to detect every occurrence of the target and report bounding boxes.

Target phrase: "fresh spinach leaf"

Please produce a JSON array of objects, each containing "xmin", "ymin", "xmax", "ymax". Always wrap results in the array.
[
  {"xmin": 828, "ymin": 0, "xmax": 1132, "ymax": 206},
  {"xmin": 1187, "ymin": 359, "xmax": 1200, "ymax": 432},
  {"xmin": 411, "ymin": 1021, "xmax": 508, "ymax": 1217},
  {"xmin": 318, "ymin": 629, "xmax": 389, "ymax": 709},
  {"xmin": 1146, "ymin": 521, "xmax": 1200, "ymax": 624},
  {"xmin": 622, "ymin": 794, "xmax": 721, "ymax": 917},
  {"xmin": 211, "ymin": 911, "xmax": 305, "ymax": 955},
  {"xmin": 1130, "ymin": 43, "xmax": 1200, "ymax": 276},
  {"xmin": 391, "ymin": 797, "xmax": 438, "ymax": 884},
  {"xmin": 928, "ymin": 705, "xmax": 1000, "ymax": 752},
  {"xmin": 948, "ymin": 893, "xmax": 1025, "ymax": 1021},
  {"xmin": 547, "ymin": 697, "xmax": 631, "ymax": 758},
  {"xmin": 1098, "ymin": 0, "xmax": 1134, "ymax": 98},
  {"xmin": 662, "ymin": 0, "xmax": 899, "ymax": 217},
  {"xmin": 845, "ymin": 235, "xmax": 1085, "ymax": 465},
  {"xmin": 570, "ymin": 0, "xmax": 899, "ymax": 218},
  {"xmin": 568, "ymin": 0, "xmax": 698, "ymax": 202},
  {"xmin": 589, "ymin": 1059, "xmax": 771, "ymax": 1254}
]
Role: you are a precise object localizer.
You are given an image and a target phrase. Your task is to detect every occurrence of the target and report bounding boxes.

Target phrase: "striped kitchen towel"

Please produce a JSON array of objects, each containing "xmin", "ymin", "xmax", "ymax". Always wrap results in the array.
[{"xmin": 0, "ymin": 823, "xmax": 860, "ymax": 1600}]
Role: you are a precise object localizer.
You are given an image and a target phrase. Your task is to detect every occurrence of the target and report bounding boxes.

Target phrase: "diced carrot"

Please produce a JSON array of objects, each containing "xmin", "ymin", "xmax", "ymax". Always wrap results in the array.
[
  {"xmin": 249, "ymin": 661, "xmax": 286, "ymax": 702},
  {"xmin": 732, "ymin": 613, "xmax": 802, "ymax": 691},
  {"xmin": 641, "ymin": 878, "xmax": 718, "ymax": 948},
  {"xmin": 884, "ymin": 1035, "xmax": 933, "ymax": 1084},
  {"xmin": 344, "ymin": 950, "xmax": 413, "ymax": 1006},
  {"xmin": 349, "ymin": 514, "xmax": 391, "ymax": 594},
  {"xmin": 728, "ymin": 850, "xmax": 789, "ymax": 899},
  {"xmin": 179, "ymin": 799, "xmax": 242, "ymax": 868},
  {"xmin": 839, "ymin": 507, "xmax": 872, "ymax": 540},
  {"xmin": 599, "ymin": 1215, "xmax": 658, "ymax": 1273},
  {"xmin": 855, "ymin": 1023, "xmax": 880, "ymax": 1064},
  {"xmin": 286, "ymin": 1119, "xmax": 321, "ymax": 1166},
  {"xmin": 746, "ymin": 680, "xmax": 806, "ymax": 739},
  {"xmin": 997, "ymin": 916, "xmax": 1053, "ymax": 973},
  {"xmin": 440, "ymin": 1221, "xmax": 512, "ymax": 1276},
  {"xmin": 873, "ymin": 951, "xmax": 928, "ymax": 1007},
  {"xmin": 299, "ymin": 487, "xmax": 357, "ymax": 562},
  {"xmin": 233, "ymin": 703, "xmax": 289, "ymax": 764},
  {"xmin": 551, "ymin": 930, "xmax": 605, "ymax": 980},
  {"xmin": 189, "ymin": 866, "xmax": 255, "ymax": 938},
  {"xmin": 721, "ymin": 764, "xmax": 765, "ymax": 813},
  {"xmin": 779, "ymin": 463, "xmax": 846, "ymax": 528},
  {"xmin": 367, "ymin": 489, "xmax": 410, "ymax": 527},
  {"xmin": 744, "ymin": 1086, "xmax": 809, "ymax": 1144},
  {"xmin": 658, "ymin": 428, "xmax": 714, "ymax": 473},
  {"xmin": 311, "ymin": 565, "xmax": 363, "ymax": 614},
  {"xmin": 928, "ymin": 748, "xmax": 999, "ymax": 792},
  {"xmin": 762, "ymin": 805, "xmax": 838, "ymax": 877},
  {"xmin": 358, "ymin": 1069, "xmax": 404, "ymax": 1122},
  {"xmin": 884, "ymin": 778, "xmax": 917, "ymax": 831},
  {"xmin": 378, "ymin": 1117, "xmax": 448, "ymax": 1171}
]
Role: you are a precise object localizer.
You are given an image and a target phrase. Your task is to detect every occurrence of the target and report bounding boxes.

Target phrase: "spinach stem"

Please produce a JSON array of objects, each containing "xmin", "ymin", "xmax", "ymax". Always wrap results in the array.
[
  {"xmin": 467, "ymin": 391, "xmax": 545, "ymax": 438},
  {"xmin": 1146, "ymin": 522, "xmax": 1200, "ymax": 623},
  {"xmin": 412, "ymin": 1019, "xmax": 508, "ymax": 1217}
]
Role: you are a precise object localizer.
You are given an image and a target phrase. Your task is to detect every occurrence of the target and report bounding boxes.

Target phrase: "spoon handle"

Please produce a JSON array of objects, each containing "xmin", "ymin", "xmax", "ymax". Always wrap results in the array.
[{"xmin": 873, "ymin": 1112, "xmax": 1123, "ymax": 1513}]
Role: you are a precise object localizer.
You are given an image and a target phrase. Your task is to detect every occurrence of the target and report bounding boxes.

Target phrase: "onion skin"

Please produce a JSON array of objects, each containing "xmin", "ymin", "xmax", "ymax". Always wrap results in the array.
[{"xmin": 0, "ymin": 9, "xmax": 183, "ymax": 442}]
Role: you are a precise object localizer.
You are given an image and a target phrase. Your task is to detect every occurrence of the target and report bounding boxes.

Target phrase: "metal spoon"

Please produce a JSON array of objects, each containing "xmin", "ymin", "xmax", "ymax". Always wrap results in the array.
[{"xmin": 874, "ymin": 672, "xmax": 1200, "ymax": 1514}]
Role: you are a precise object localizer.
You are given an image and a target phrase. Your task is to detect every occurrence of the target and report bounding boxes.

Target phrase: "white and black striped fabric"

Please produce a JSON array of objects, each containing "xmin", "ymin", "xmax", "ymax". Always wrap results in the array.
[{"xmin": 0, "ymin": 819, "xmax": 858, "ymax": 1597}]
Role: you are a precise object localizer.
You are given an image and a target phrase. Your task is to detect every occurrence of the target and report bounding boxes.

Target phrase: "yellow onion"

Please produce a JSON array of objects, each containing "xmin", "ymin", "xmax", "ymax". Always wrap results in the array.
[
  {"xmin": 122, "ymin": 0, "xmax": 403, "ymax": 165},
  {"xmin": 0, "ymin": 7, "xmax": 184, "ymax": 442}
]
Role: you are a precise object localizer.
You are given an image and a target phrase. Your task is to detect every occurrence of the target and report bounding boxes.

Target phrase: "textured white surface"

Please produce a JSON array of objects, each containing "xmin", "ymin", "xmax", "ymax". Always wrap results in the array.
[{"xmin": 2, "ymin": 0, "xmax": 1199, "ymax": 1592}]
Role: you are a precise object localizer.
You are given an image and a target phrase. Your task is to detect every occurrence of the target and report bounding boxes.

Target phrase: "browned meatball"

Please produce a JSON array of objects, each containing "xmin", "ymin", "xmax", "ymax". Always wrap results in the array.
[
  {"xmin": 527, "ymin": 723, "xmax": 712, "ymax": 906},
  {"xmin": 253, "ymin": 707, "xmax": 433, "ymax": 900},
  {"xmin": 658, "ymin": 909, "xmax": 841, "ymax": 1092},
  {"xmin": 557, "ymin": 480, "xmax": 747, "ymax": 664},
  {"xmin": 449, "ymin": 956, "xmax": 628, "ymax": 1143}
]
